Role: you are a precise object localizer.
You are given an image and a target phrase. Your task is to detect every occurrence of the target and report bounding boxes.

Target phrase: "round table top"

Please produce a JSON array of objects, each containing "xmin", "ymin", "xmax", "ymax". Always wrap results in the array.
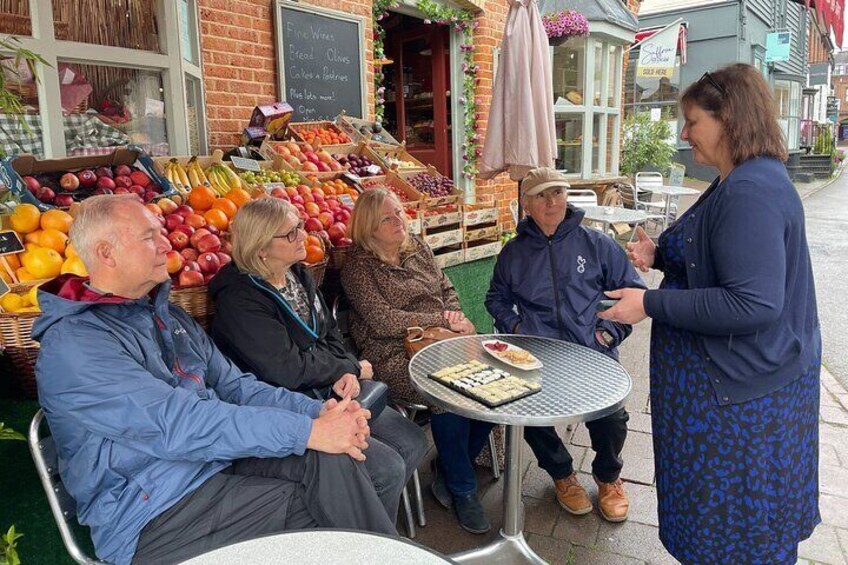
[
  {"xmin": 641, "ymin": 184, "xmax": 700, "ymax": 196},
  {"xmin": 580, "ymin": 205, "xmax": 648, "ymax": 223},
  {"xmin": 180, "ymin": 530, "xmax": 455, "ymax": 564},
  {"xmin": 409, "ymin": 334, "xmax": 632, "ymax": 426}
]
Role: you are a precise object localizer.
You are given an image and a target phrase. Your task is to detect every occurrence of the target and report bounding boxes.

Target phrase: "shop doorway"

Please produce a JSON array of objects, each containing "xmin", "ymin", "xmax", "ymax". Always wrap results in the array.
[{"xmin": 382, "ymin": 13, "xmax": 453, "ymax": 178}]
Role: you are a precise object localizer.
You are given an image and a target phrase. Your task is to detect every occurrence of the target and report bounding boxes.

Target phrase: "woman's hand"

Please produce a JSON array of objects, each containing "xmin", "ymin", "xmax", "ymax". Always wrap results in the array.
[
  {"xmin": 358, "ymin": 359, "xmax": 373, "ymax": 380},
  {"xmin": 625, "ymin": 227, "xmax": 656, "ymax": 273},
  {"xmin": 444, "ymin": 310, "xmax": 475, "ymax": 335},
  {"xmin": 597, "ymin": 289, "xmax": 648, "ymax": 325},
  {"xmin": 332, "ymin": 373, "xmax": 361, "ymax": 399}
]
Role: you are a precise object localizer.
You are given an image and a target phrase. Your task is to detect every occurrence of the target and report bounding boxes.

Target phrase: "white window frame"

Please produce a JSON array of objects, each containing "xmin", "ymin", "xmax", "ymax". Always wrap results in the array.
[
  {"xmin": 551, "ymin": 37, "xmax": 623, "ymax": 179},
  {"xmin": 4, "ymin": 0, "xmax": 205, "ymax": 158},
  {"xmin": 775, "ymin": 78, "xmax": 801, "ymax": 151}
]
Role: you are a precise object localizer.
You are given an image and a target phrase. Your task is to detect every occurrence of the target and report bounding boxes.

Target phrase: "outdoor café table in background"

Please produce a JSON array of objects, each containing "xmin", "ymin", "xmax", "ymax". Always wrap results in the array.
[
  {"xmin": 640, "ymin": 184, "xmax": 701, "ymax": 230},
  {"xmin": 580, "ymin": 205, "xmax": 648, "ymax": 240},
  {"xmin": 409, "ymin": 335, "xmax": 632, "ymax": 565},
  {"xmin": 180, "ymin": 529, "xmax": 456, "ymax": 564}
]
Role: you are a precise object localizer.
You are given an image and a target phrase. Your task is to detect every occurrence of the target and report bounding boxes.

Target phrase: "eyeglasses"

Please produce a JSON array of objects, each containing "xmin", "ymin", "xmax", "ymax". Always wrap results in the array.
[
  {"xmin": 272, "ymin": 221, "xmax": 305, "ymax": 243},
  {"xmin": 379, "ymin": 209, "xmax": 405, "ymax": 226},
  {"xmin": 699, "ymin": 72, "xmax": 726, "ymax": 97}
]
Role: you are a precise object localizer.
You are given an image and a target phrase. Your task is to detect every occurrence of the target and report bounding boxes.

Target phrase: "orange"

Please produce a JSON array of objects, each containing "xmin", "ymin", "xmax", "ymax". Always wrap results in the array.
[
  {"xmin": 39, "ymin": 229, "xmax": 68, "ymax": 255},
  {"xmin": 304, "ymin": 244, "xmax": 324, "ymax": 264},
  {"xmin": 9, "ymin": 203, "xmax": 41, "ymax": 234},
  {"xmin": 305, "ymin": 235, "xmax": 323, "ymax": 248},
  {"xmin": 211, "ymin": 197, "xmax": 238, "ymax": 219},
  {"xmin": 24, "ymin": 230, "xmax": 43, "ymax": 245},
  {"xmin": 15, "ymin": 267, "xmax": 37, "ymax": 282},
  {"xmin": 60, "ymin": 256, "xmax": 87, "ymax": 277},
  {"xmin": 22, "ymin": 247, "xmax": 63, "ymax": 279},
  {"xmin": 224, "ymin": 188, "xmax": 252, "ymax": 208},
  {"xmin": 40, "ymin": 209, "xmax": 74, "ymax": 233},
  {"xmin": 65, "ymin": 242, "xmax": 78, "ymax": 259},
  {"xmin": 3, "ymin": 253, "xmax": 22, "ymax": 271},
  {"xmin": 188, "ymin": 185, "xmax": 217, "ymax": 211},
  {"xmin": 203, "ymin": 209, "xmax": 229, "ymax": 231}
]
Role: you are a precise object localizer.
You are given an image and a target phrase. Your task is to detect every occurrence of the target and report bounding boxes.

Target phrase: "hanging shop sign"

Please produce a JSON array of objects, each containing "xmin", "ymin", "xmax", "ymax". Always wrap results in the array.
[
  {"xmin": 765, "ymin": 31, "xmax": 791, "ymax": 63},
  {"xmin": 636, "ymin": 23, "xmax": 681, "ymax": 78},
  {"xmin": 809, "ymin": 62, "xmax": 829, "ymax": 87},
  {"xmin": 274, "ymin": 0, "xmax": 367, "ymax": 121}
]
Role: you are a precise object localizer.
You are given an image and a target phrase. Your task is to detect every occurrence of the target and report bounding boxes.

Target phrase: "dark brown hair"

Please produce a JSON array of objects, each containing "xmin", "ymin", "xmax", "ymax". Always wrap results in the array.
[{"xmin": 680, "ymin": 63, "xmax": 788, "ymax": 163}]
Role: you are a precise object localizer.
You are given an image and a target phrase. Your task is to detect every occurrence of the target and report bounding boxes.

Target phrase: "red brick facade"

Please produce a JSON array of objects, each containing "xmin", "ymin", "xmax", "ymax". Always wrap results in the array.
[{"xmin": 198, "ymin": 0, "xmax": 640, "ymax": 227}]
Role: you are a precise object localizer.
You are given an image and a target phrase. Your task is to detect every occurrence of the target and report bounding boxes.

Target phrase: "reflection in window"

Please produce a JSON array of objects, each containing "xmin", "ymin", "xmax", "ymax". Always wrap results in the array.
[
  {"xmin": 556, "ymin": 115, "xmax": 584, "ymax": 174},
  {"xmin": 52, "ymin": 0, "xmax": 161, "ymax": 52},
  {"xmin": 593, "ymin": 43, "xmax": 604, "ymax": 106},
  {"xmin": 775, "ymin": 79, "xmax": 800, "ymax": 150},
  {"xmin": 0, "ymin": 57, "xmax": 42, "ymax": 157},
  {"xmin": 592, "ymin": 114, "xmax": 601, "ymax": 173},
  {"xmin": 553, "ymin": 38, "xmax": 586, "ymax": 105},
  {"xmin": 0, "ymin": 0, "xmax": 31, "ymax": 36},
  {"xmin": 624, "ymin": 49, "xmax": 681, "ymax": 143}
]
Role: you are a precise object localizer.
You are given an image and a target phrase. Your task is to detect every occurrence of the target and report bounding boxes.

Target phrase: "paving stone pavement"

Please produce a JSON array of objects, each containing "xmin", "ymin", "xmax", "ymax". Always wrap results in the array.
[{"xmin": 407, "ymin": 175, "xmax": 846, "ymax": 564}]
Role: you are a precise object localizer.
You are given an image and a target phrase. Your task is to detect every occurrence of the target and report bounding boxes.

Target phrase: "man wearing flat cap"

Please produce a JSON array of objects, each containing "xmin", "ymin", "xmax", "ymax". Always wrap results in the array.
[{"xmin": 485, "ymin": 167, "xmax": 645, "ymax": 522}]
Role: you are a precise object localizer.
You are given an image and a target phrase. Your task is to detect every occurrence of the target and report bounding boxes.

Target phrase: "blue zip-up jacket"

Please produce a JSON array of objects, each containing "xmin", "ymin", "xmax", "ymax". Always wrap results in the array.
[
  {"xmin": 31, "ymin": 275, "xmax": 323, "ymax": 565},
  {"xmin": 486, "ymin": 205, "xmax": 646, "ymax": 359},
  {"xmin": 643, "ymin": 156, "xmax": 821, "ymax": 405}
]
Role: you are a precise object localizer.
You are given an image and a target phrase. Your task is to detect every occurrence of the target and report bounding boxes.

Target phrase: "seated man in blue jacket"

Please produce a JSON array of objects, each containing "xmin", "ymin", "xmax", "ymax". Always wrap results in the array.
[
  {"xmin": 32, "ymin": 195, "xmax": 399, "ymax": 565},
  {"xmin": 485, "ymin": 168, "xmax": 645, "ymax": 523}
]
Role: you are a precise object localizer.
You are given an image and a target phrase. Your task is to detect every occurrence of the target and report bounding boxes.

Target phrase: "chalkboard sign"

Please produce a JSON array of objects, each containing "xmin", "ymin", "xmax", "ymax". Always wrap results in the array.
[
  {"xmin": 0, "ymin": 230, "xmax": 24, "ymax": 256},
  {"xmin": 274, "ymin": 1, "xmax": 366, "ymax": 121}
]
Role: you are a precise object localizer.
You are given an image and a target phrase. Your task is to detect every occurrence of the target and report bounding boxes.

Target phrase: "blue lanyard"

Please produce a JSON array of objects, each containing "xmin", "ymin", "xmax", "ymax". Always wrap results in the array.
[{"xmin": 248, "ymin": 274, "xmax": 319, "ymax": 339}]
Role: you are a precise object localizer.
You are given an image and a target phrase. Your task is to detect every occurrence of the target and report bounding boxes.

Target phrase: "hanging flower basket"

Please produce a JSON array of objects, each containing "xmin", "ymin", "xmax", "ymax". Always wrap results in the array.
[{"xmin": 543, "ymin": 9, "xmax": 589, "ymax": 47}]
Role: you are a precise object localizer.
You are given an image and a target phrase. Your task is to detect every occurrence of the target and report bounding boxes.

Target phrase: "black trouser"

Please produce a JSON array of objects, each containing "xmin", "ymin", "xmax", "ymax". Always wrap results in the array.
[
  {"xmin": 524, "ymin": 407, "xmax": 629, "ymax": 484},
  {"xmin": 132, "ymin": 452, "xmax": 397, "ymax": 564}
]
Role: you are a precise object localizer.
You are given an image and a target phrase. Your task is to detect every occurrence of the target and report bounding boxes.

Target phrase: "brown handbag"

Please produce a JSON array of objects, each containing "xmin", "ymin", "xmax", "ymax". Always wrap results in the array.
[{"xmin": 404, "ymin": 325, "xmax": 463, "ymax": 358}]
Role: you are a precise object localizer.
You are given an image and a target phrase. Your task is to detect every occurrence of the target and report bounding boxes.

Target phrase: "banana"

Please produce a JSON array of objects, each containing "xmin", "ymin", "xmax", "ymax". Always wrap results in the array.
[
  {"xmin": 167, "ymin": 160, "xmax": 188, "ymax": 194},
  {"xmin": 176, "ymin": 162, "xmax": 191, "ymax": 190},
  {"xmin": 164, "ymin": 162, "xmax": 187, "ymax": 195},
  {"xmin": 207, "ymin": 167, "xmax": 229, "ymax": 196},
  {"xmin": 187, "ymin": 161, "xmax": 201, "ymax": 189},
  {"xmin": 220, "ymin": 164, "xmax": 243, "ymax": 191},
  {"xmin": 191, "ymin": 160, "xmax": 211, "ymax": 188}
]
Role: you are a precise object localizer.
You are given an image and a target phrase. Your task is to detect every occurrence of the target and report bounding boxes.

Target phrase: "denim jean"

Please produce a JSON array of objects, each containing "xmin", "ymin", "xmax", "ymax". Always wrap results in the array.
[
  {"xmin": 430, "ymin": 412, "xmax": 496, "ymax": 497},
  {"xmin": 369, "ymin": 406, "xmax": 429, "ymax": 484}
]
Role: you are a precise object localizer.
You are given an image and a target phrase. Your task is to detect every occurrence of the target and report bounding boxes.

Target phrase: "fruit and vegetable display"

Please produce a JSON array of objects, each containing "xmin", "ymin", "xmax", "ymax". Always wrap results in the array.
[
  {"xmin": 238, "ymin": 169, "xmax": 301, "ymax": 189},
  {"xmin": 271, "ymin": 142, "xmax": 345, "ymax": 174},
  {"xmin": 265, "ymin": 180, "xmax": 353, "ymax": 249},
  {"xmin": 294, "ymin": 124, "xmax": 350, "ymax": 146},
  {"xmin": 163, "ymin": 158, "xmax": 247, "ymax": 198},
  {"xmin": 331, "ymin": 152, "xmax": 384, "ymax": 178},
  {"xmin": 382, "ymin": 156, "xmax": 422, "ymax": 170},
  {"xmin": 408, "ymin": 172, "xmax": 455, "ymax": 198},
  {"xmin": 21, "ymin": 164, "xmax": 164, "ymax": 208}
]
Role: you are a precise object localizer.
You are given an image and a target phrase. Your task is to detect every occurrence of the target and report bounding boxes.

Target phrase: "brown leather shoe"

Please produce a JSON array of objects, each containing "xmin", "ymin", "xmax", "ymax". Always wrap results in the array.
[
  {"xmin": 595, "ymin": 477, "xmax": 629, "ymax": 522},
  {"xmin": 554, "ymin": 473, "xmax": 592, "ymax": 515}
]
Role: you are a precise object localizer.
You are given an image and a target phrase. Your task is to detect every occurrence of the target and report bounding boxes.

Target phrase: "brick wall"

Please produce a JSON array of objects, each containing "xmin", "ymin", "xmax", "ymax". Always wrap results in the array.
[{"xmin": 198, "ymin": 0, "xmax": 639, "ymax": 228}]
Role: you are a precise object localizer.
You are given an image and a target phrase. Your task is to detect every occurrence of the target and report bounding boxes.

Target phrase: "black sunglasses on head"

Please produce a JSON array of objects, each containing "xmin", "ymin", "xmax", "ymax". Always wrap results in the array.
[{"xmin": 699, "ymin": 72, "xmax": 726, "ymax": 97}]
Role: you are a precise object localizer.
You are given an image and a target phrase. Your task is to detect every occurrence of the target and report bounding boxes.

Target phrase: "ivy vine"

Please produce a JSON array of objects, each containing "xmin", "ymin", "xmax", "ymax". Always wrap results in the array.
[{"xmin": 372, "ymin": 0, "xmax": 480, "ymax": 180}]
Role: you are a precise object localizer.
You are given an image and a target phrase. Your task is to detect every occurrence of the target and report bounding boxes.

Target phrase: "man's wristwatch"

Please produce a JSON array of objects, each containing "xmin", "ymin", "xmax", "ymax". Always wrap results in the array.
[{"xmin": 598, "ymin": 329, "xmax": 615, "ymax": 348}]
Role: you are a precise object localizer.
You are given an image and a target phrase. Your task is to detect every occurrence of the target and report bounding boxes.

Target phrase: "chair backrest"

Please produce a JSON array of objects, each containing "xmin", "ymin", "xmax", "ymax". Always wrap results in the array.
[
  {"xmin": 331, "ymin": 295, "xmax": 359, "ymax": 355},
  {"xmin": 566, "ymin": 189, "xmax": 598, "ymax": 207},
  {"xmin": 634, "ymin": 171, "xmax": 664, "ymax": 191},
  {"xmin": 28, "ymin": 409, "xmax": 103, "ymax": 564},
  {"xmin": 509, "ymin": 199, "xmax": 519, "ymax": 225},
  {"xmin": 668, "ymin": 163, "xmax": 685, "ymax": 186},
  {"xmin": 616, "ymin": 182, "xmax": 637, "ymax": 209}
]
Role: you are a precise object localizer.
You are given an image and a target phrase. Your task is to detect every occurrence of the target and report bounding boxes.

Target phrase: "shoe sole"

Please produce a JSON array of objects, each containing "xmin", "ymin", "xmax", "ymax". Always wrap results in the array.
[
  {"xmin": 557, "ymin": 498, "xmax": 593, "ymax": 515},
  {"xmin": 599, "ymin": 509, "xmax": 629, "ymax": 523},
  {"xmin": 459, "ymin": 522, "xmax": 491, "ymax": 535}
]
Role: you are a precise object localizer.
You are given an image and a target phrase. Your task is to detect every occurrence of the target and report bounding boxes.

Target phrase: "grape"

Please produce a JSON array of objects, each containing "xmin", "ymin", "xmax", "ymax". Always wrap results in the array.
[{"xmin": 409, "ymin": 173, "xmax": 454, "ymax": 197}]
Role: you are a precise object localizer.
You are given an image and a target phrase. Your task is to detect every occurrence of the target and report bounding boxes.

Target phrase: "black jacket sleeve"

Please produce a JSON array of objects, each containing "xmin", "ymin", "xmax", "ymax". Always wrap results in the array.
[{"xmin": 212, "ymin": 287, "xmax": 360, "ymax": 392}]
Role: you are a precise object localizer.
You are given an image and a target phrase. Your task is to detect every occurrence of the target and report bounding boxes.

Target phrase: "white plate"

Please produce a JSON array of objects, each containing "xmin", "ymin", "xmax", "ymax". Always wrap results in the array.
[{"xmin": 481, "ymin": 339, "xmax": 543, "ymax": 371}]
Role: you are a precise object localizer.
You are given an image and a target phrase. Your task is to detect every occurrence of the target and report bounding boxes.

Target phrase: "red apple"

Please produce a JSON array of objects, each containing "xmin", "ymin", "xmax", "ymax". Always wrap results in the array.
[
  {"xmin": 92, "ymin": 187, "xmax": 114, "ymax": 196},
  {"xmin": 130, "ymin": 171, "xmax": 151, "ymax": 187},
  {"xmin": 196, "ymin": 233, "xmax": 222, "ymax": 254},
  {"xmin": 53, "ymin": 194, "xmax": 75, "ymax": 208},
  {"xmin": 334, "ymin": 209, "xmax": 351, "ymax": 223},
  {"xmin": 22, "ymin": 175, "xmax": 40, "ymax": 194},
  {"xmin": 289, "ymin": 194, "xmax": 304, "ymax": 206},
  {"xmin": 95, "ymin": 166, "xmax": 113, "ymax": 179},
  {"xmin": 144, "ymin": 190, "xmax": 159, "ymax": 202},
  {"xmin": 35, "ymin": 186, "xmax": 55, "ymax": 203},
  {"xmin": 175, "ymin": 204, "xmax": 195, "ymax": 217},
  {"xmin": 164, "ymin": 214, "xmax": 184, "ymax": 231},
  {"xmin": 114, "ymin": 175, "xmax": 133, "ymax": 189},
  {"xmin": 220, "ymin": 239, "xmax": 233, "ymax": 255},
  {"xmin": 173, "ymin": 224, "xmax": 195, "ymax": 238},
  {"xmin": 182, "ymin": 260, "xmax": 201, "ymax": 273},
  {"xmin": 304, "ymin": 217, "xmax": 323, "ymax": 232},
  {"xmin": 190, "ymin": 228, "xmax": 212, "ymax": 248},
  {"xmin": 197, "ymin": 252, "xmax": 221, "ymax": 274},
  {"xmin": 205, "ymin": 224, "xmax": 220, "ymax": 236},
  {"xmin": 77, "ymin": 169, "xmax": 97, "ymax": 188},
  {"xmin": 336, "ymin": 237, "xmax": 352, "ymax": 247},
  {"xmin": 184, "ymin": 213, "xmax": 207, "ymax": 230},
  {"xmin": 270, "ymin": 187, "xmax": 288, "ymax": 200},
  {"xmin": 216, "ymin": 252, "xmax": 232, "ymax": 267},
  {"xmin": 316, "ymin": 161, "xmax": 331, "ymax": 173},
  {"xmin": 317, "ymin": 211, "xmax": 334, "ymax": 230},
  {"xmin": 114, "ymin": 187, "xmax": 131, "ymax": 194},
  {"xmin": 180, "ymin": 248, "xmax": 199, "ymax": 262},
  {"xmin": 165, "ymin": 250, "xmax": 184, "ymax": 274},
  {"xmin": 114, "ymin": 164, "xmax": 132, "ymax": 177},
  {"xmin": 157, "ymin": 198, "xmax": 178, "ymax": 215},
  {"xmin": 167, "ymin": 231, "xmax": 189, "ymax": 251},
  {"xmin": 60, "ymin": 172, "xmax": 80, "ymax": 191},
  {"xmin": 327, "ymin": 222, "xmax": 347, "ymax": 244},
  {"xmin": 178, "ymin": 269, "xmax": 205, "ymax": 288},
  {"xmin": 96, "ymin": 176, "xmax": 116, "ymax": 191},
  {"xmin": 285, "ymin": 186, "xmax": 298, "ymax": 197}
]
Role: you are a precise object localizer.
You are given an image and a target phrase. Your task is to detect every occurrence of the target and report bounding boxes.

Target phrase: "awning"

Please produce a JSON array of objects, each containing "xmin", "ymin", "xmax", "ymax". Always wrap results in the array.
[{"xmin": 634, "ymin": 24, "xmax": 688, "ymax": 65}]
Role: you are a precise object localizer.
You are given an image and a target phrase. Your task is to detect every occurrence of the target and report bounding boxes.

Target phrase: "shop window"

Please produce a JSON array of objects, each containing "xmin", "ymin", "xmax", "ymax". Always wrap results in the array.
[
  {"xmin": 0, "ymin": 56, "xmax": 42, "ymax": 157},
  {"xmin": 592, "ymin": 113, "xmax": 602, "ymax": 173},
  {"xmin": 623, "ymin": 49, "xmax": 681, "ymax": 122},
  {"xmin": 52, "ymin": 0, "xmax": 162, "ymax": 53},
  {"xmin": 775, "ymin": 79, "xmax": 801, "ymax": 151},
  {"xmin": 592, "ymin": 43, "xmax": 604, "ymax": 107},
  {"xmin": 555, "ymin": 114, "xmax": 583, "ymax": 174},
  {"xmin": 185, "ymin": 76, "xmax": 204, "ymax": 156},
  {"xmin": 553, "ymin": 38, "xmax": 586, "ymax": 106},
  {"xmin": 0, "ymin": 0, "xmax": 31, "ymax": 36}
]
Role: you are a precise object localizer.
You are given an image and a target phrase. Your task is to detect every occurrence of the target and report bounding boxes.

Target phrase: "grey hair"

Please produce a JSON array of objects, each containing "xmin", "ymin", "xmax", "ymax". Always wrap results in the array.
[{"xmin": 69, "ymin": 195, "xmax": 137, "ymax": 269}]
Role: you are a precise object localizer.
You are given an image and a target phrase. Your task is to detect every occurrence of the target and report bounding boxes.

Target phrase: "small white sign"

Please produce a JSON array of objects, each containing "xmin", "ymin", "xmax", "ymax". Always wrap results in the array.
[
  {"xmin": 231, "ymin": 157, "xmax": 262, "ymax": 172},
  {"xmin": 650, "ymin": 108, "xmax": 662, "ymax": 122},
  {"xmin": 338, "ymin": 194, "xmax": 355, "ymax": 207},
  {"xmin": 264, "ymin": 182, "xmax": 288, "ymax": 192}
]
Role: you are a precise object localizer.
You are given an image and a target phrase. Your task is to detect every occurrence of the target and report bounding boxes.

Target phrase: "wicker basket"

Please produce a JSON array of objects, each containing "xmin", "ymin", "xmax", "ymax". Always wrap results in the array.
[
  {"xmin": 169, "ymin": 284, "xmax": 215, "ymax": 330},
  {"xmin": 305, "ymin": 260, "xmax": 328, "ymax": 287},
  {"xmin": 0, "ymin": 310, "xmax": 41, "ymax": 399},
  {"xmin": 328, "ymin": 245, "xmax": 350, "ymax": 271}
]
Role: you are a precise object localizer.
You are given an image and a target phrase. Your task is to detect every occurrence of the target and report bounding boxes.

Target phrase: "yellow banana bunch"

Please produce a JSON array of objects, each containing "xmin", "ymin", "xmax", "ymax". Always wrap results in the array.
[
  {"xmin": 164, "ymin": 160, "xmax": 190, "ymax": 195},
  {"xmin": 205, "ymin": 164, "xmax": 242, "ymax": 196},
  {"xmin": 187, "ymin": 157, "xmax": 211, "ymax": 190}
]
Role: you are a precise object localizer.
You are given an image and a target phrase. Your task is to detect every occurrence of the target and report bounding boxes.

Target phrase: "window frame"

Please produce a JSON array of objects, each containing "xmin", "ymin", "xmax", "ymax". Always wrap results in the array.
[{"xmin": 3, "ymin": 0, "xmax": 205, "ymax": 158}]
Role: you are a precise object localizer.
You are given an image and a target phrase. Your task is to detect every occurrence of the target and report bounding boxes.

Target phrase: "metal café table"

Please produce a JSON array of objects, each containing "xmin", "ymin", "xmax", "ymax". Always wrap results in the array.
[
  {"xmin": 640, "ymin": 184, "xmax": 701, "ymax": 229},
  {"xmin": 579, "ymin": 205, "xmax": 648, "ymax": 239},
  {"xmin": 409, "ymin": 335, "xmax": 632, "ymax": 565},
  {"xmin": 180, "ymin": 529, "xmax": 455, "ymax": 564}
]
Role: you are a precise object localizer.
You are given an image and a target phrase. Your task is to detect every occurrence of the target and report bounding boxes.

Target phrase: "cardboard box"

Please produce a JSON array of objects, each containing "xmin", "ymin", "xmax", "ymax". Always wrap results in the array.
[
  {"xmin": 424, "ymin": 227, "xmax": 463, "ymax": 250},
  {"xmin": 422, "ymin": 205, "xmax": 462, "ymax": 229},
  {"xmin": 463, "ymin": 223, "xmax": 500, "ymax": 243},
  {"xmin": 464, "ymin": 239, "xmax": 502, "ymax": 262},
  {"xmin": 434, "ymin": 246, "xmax": 465, "ymax": 269},
  {"xmin": 249, "ymin": 102, "xmax": 294, "ymax": 141},
  {"xmin": 406, "ymin": 210, "xmax": 422, "ymax": 235},
  {"xmin": 0, "ymin": 145, "xmax": 176, "ymax": 211},
  {"xmin": 462, "ymin": 205, "xmax": 499, "ymax": 226}
]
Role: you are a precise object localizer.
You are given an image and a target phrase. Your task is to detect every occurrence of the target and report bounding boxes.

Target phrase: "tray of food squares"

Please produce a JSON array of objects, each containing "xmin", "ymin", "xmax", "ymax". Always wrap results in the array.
[
  {"xmin": 481, "ymin": 339, "xmax": 543, "ymax": 370},
  {"xmin": 428, "ymin": 360, "xmax": 541, "ymax": 408}
]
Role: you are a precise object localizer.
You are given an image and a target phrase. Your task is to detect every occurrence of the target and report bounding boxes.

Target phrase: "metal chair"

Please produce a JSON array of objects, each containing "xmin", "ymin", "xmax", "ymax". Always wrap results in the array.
[
  {"xmin": 28, "ymin": 409, "xmax": 104, "ymax": 564},
  {"xmin": 509, "ymin": 199, "xmax": 519, "ymax": 225},
  {"xmin": 623, "ymin": 181, "xmax": 666, "ymax": 236},
  {"xmin": 566, "ymin": 189, "xmax": 598, "ymax": 208}
]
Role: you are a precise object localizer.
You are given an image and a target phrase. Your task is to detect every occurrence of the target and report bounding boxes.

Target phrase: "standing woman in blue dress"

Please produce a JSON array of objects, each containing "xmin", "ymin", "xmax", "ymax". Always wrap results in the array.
[{"xmin": 600, "ymin": 62, "xmax": 821, "ymax": 564}]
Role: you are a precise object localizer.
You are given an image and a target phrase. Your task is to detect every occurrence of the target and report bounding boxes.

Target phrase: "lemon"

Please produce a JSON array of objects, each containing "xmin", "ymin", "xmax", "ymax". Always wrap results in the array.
[
  {"xmin": 28, "ymin": 285, "xmax": 40, "ymax": 310},
  {"xmin": 0, "ymin": 293, "xmax": 23, "ymax": 313}
]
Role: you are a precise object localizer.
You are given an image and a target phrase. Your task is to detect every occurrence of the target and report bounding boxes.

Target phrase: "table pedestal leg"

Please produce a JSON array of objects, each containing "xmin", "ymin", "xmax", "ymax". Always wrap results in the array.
[{"xmin": 450, "ymin": 425, "xmax": 547, "ymax": 565}]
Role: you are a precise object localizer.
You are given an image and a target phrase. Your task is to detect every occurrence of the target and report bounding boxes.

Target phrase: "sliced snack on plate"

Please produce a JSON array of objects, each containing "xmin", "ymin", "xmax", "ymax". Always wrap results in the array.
[
  {"xmin": 482, "ymin": 340, "xmax": 542, "ymax": 370},
  {"xmin": 429, "ymin": 361, "xmax": 541, "ymax": 408}
]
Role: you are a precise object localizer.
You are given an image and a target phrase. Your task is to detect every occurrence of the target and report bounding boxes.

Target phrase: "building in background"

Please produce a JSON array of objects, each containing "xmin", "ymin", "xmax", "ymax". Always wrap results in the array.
[{"xmin": 833, "ymin": 51, "xmax": 848, "ymax": 142}]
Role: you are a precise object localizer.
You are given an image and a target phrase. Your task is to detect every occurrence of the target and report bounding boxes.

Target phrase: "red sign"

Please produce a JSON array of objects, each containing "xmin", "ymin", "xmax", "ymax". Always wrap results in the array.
[{"xmin": 814, "ymin": 0, "xmax": 845, "ymax": 48}]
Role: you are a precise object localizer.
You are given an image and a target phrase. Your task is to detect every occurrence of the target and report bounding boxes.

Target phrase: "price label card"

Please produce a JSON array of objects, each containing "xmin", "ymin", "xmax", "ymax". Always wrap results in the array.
[
  {"xmin": 338, "ymin": 194, "xmax": 355, "ymax": 207},
  {"xmin": 230, "ymin": 157, "xmax": 262, "ymax": 172},
  {"xmin": 365, "ymin": 164, "xmax": 383, "ymax": 176},
  {"xmin": 0, "ymin": 230, "xmax": 24, "ymax": 256},
  {"xmin": 0, "ymin": 277, "xmax": 8, "ymax": 299},
  {"xmin": 264, "ymin": 182, "xmax": 287, "ymax": 193}
]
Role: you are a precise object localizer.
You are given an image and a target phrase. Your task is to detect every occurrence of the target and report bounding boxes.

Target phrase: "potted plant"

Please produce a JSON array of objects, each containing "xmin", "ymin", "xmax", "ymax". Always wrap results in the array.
[
  {"xmin": 619, "ymin": 113, "xmax": 676, "ymax": 177},
  {"xmin": 542, "ymin": 9, "xmax": 589, "ymax": 47}
]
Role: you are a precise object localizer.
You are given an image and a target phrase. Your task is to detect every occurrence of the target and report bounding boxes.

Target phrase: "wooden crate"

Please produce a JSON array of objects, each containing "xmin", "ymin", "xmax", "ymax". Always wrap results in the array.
[
  {"xmin": 359, "ymin": 172, "xmax": 423, "ymax": 209},
  {"xmin": 335, "ymin": 112, "xmax": 402, "ymax": 146},
  {"xmin": 464, "ymin": 238, "xmax": 502, "ymax": 262},
  {"xmin": 421, "ymin": 205, "xmax": 462, "ymax": 229},
  {"xmin": 367, "ymin": 142, "xmax": 428, "ymax": 173},
  {"xmin": 406, "ymin": 209, "xmax": 422, "ymax": 235},
  {"xmin": 423, "ymin": 224, "xmax": 463, "ymax": 250},
  {"xmin": 324, "ymin": 142, "xmax": 388, "ymax": 179},
  {"xmin": 258, "ymin": 139, "xmax": 344, "ymax": 181},
  {"xmin": 463, "ymin": 222, "xmax": 500, "ymax": 243},
  {"xmin": 288, "ymin": 120, "xmax": 353, "ymax": 150},
  {"xmin": 462, "ymin": 204, "xmax": 499, "ymax": 227},
  {"xmin": 433, "ymin": 245, "xmax": 465, "ymax": 269},
  {"xmin": 397, "ymin": 167, "xmax": 461, "ymax": 208}
]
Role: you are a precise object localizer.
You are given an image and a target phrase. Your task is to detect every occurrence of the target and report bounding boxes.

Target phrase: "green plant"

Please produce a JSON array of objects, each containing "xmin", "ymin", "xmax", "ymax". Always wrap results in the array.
[
  {"xmin": 0, "ymin": 423, "xmax": 25, "ymax": 565},
  {"xmin": 620, "ymin": 113, "xmax": 676, "ymax": 176},
  {"xmin": 0, "ymin": 36, "xmax": 50, "ymax": 160}
]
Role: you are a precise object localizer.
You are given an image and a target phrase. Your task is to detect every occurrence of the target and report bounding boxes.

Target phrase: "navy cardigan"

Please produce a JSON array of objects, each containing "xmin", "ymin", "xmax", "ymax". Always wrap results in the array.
[{"xmin": 643, "ymin": 156, "xmax": 820, "ymax": 405}]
